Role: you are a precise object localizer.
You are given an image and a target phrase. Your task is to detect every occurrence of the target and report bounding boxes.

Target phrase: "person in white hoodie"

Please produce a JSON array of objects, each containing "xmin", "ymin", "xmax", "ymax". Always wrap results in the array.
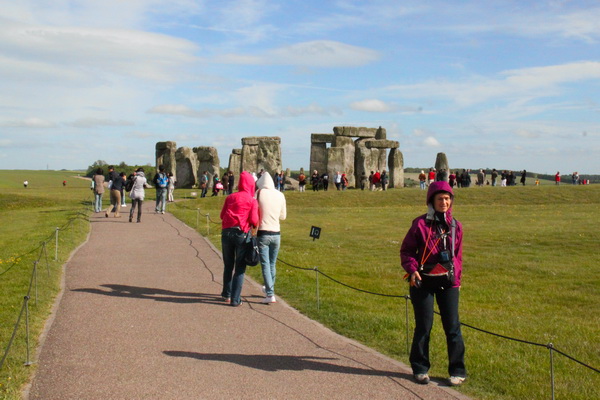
[{"xmin": 255, "ymin": 172, "xmax": 287, "ymax": 304}]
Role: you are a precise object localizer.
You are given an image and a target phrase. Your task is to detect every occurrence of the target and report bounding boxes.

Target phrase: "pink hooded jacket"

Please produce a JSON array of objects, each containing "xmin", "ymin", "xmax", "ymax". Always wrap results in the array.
[
  {"xmin": 220, "ymin": 171, "xmax": 259, "ymax": 233},
  {"xmin": 400, "ymin": 181, "xmax": 464, "ymax": 287}
]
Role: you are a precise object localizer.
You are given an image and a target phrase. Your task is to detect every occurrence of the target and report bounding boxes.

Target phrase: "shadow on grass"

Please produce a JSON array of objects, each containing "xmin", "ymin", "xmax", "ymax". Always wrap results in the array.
[
  {"xmin": 163, "ymin": 351, "xmax": 410, "ymax": 379},
  {"xmin": 72, "ymin": 284, "xmax": 226, "ymax": 305}
]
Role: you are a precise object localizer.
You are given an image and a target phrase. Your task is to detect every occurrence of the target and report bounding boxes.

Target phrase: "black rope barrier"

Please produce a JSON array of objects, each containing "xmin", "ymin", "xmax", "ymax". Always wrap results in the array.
[
  {"xmin": 171, "ymin": 207, "xmax": 600, "ymax": 377},
  {"xmin": 0, "ymin": 202, "xmax": 90, "ymax": 371}
]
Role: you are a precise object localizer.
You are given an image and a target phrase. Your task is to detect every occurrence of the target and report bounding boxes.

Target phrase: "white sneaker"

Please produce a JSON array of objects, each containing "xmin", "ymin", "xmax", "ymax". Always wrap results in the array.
[
  {"xmin": 448, "ymin": 376, "xmax": 465, "ymax": 386},
  {"xmin": 414, "ymin": 373, "xmax": 430, "ymax": 384},
  {"xmin": 261, "ymin": 296, "xmax": 276, "ymax": 304},
  {"xmin": 121, "ymin": 204, "xmax": 127, "ymax": 208},
  {"xmin": 261, "ymin": 286, "xmax": 266, "ymax": 295},
  {"xmin": 161, "ymin": 211, "xmax": 165, "ymax": 214}
]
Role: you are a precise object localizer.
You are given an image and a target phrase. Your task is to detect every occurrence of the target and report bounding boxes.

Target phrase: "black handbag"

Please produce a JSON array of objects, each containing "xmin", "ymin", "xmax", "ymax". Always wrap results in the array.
[{"xmin": 244, "ymin": 233, "xmax": 260, "ymax": 266}]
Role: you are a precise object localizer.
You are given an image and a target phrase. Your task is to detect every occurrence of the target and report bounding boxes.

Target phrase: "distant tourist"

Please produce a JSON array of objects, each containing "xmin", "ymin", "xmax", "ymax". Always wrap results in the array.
[
  {"xmin": 321, "ymin": 172, "xmax": 329, "ymax": 191},
  {"xmin": 227, "ymin": 171, "xmax": 235, "ymax": 195},
  {"xmin": 476, "ymin": 169, "xmax": 485, "ymax": 186},
  {"xmin": 106, "ymin": 165, "xmax": 124, "ymax": 218},
  {"xmin": 448, "ymin": 171, "xmax": 456, "ymax": 187},
  {"xmin": 341, "ymin": 173, "xmax": 348, "ymax": 190},
  {"xmin": 491, "ymin": 169, "xmax": 498, "ymax": 186},
  {"xmin": 372, "ymin": 170, "xmax": 381, "ymax": 190},
  {"xmin": 311, "ymin": 170, "xmax": 319, "ymax": 191},
  {"xmin": 360, "ymin": 171, "xmax": 368, "ymax": 190},
  {"xmin": 334, "ymin": 171, "xmax": 342, "ymax": 190},
  {"xmin": 129, "ymin": 168, "xmax": 149, "ymax": 223},
  {"xmin": 200, "ymin": 171, "xmax": 209, "ymax": 198},
  {"xmin": 92, "ymin": 168, "xmax": 105, "ymax": 213},
  {"xmin": 555, "ymin": 172, "xmax": 561, "ymax": 185},
  {"xmin": 153, "ymin": 165, "xmax": 169, "ymax": 214},
  {"xmin": 298, "ymin": 171, "xmax": 306, "ymax": 192},
  {"xmin": 23, "ymin": 180, "xmax": 28, "ymax": 188},
  {"xmin": 381, "ymin": 170, "xmax": 389, "ymax": 190},
  {"xmin": 167, "ymin": 172, "xmax": 175, "ymax": 202},
  {"xmin": 418, "ymin": 170, "xmax": 427, "ymax": 190},
  {"xmin": 427, "ymin": 168, "xmax": 436, "ymax": 185},
  {"xmin": 520, "ymin": 170, "xmax": 527, "ymax": 186}
]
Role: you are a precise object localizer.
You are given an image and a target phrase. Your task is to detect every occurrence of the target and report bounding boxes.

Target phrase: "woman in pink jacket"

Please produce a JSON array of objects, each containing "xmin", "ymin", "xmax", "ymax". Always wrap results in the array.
[
  {"xmin": 400, "ymin": 181, "xmax": 466, "ymax": 387},
  {"xmin": 220, "ymin": 171, "xmax": 259, "ymax": 307}
]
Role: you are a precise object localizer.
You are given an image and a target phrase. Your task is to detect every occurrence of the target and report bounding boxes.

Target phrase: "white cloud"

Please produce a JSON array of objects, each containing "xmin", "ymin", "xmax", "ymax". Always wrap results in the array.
[
  {"xmin": 1, "ymin": 117, "xmax": 56, "ymax": 128},
  {"xmin": 350, "ymin": 99, "xmax": 393, "ymax": 112},
  {"xmin": 423, "ymin": 136, "xmax": 441, "ymax": 147},
  {"xmin": 217, "ymin": 40, "xmax": 380, "ymax": 67},
  {"xmin": 66, "ymin": 118, "xmax": 135, "ymax": 128}
]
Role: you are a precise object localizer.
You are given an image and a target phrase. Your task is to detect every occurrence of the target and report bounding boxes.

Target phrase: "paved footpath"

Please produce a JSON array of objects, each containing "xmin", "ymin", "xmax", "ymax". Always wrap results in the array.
[{"xmin": 26, "ymin": 202, "xmax": 471, "ymax": 400}]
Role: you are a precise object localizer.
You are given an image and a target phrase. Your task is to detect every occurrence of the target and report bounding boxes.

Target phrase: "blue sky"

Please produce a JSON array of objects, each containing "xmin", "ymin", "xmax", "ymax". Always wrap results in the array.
[{"xmin": 1, "ymin": 0, "xmax": 599, "ymax": 174}]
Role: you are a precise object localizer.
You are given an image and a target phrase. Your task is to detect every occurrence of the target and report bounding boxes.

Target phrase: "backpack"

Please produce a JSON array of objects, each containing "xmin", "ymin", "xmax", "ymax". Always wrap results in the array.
[
  {"xmin": 125, "ymin": 176, "xmax": 136, "ymax": 192},
  {"xmin": 157, "ymin": 173, "xmax": 168, "ymax": 188}
]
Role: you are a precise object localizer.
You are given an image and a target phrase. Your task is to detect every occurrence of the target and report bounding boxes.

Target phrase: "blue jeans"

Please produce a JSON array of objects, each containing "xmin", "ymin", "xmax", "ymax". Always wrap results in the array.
[
  {"xmin": 258, "ymin": 234, "xmax": 281, "ymax": 297},
  {"xmin": 155, "ymin": 188, "xmax": 167, "ymax": 212},
  {"xmin": 420, "ymin": 181, "xmax": 426, "ymax": 190},
  {"xmin": 94, "ymin": 193, "xmax": 103, "ymax": 212},
  {"xmin": 221, "ymin": 229, "xmax": 248, "ymax": 306},
  {"xmin": 409, "ymin": 286, "xmax": 466, "ymax": 377}
]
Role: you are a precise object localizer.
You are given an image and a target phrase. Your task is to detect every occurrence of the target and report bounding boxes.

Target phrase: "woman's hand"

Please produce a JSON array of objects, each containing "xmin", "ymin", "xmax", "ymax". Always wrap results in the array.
[{"xmin": 410, "ymin": 271, "xmax": 422, "ymax": 287}]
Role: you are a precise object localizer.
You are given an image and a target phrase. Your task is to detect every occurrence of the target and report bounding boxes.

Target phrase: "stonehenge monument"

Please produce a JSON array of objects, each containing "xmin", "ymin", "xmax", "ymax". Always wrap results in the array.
[
  {"xmin": 155, "ymin": 136, "xmax": 283, "ymax": 189},
  {"xmin": 156, "ymin": 127, "xmax": 404, "ymax": 189},
  {"xmin": 310, "ymin": 126, "xmax": 404, "ymax": 188}
]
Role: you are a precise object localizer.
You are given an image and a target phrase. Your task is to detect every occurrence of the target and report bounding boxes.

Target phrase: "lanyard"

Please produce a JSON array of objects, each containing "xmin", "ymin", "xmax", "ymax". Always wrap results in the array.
[{"xmin": 420, "ymin": 223, "xmax": 445, "ymax": 266}]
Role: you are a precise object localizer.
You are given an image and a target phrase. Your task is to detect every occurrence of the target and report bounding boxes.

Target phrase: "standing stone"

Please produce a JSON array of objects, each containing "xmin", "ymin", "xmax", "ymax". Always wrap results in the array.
[
  {"xmin": 194, "ymin": 146, "xmax": 220, "ymax": 185},
  {"xmin": 257, "ymin": 137, "xmax": 282, "ymax": 174},
  {"xmin": 435, "ymin": 153, "xmax": 450, "ymax": 182},
  {"xmin": 156, "ymin": 141, "xmax": 177, "ymax": 178},
  {"xmin": 175, "ymin": 147, "xmax": 197, "ymax": 188},
  {"xmin": 241, "ymin": 137, "xmax": 282, "ymax": 176},
  {"xmin": 355, "ymin": 139, "xmax": 379, "ymax": 183},
  {"xmin": 326, "ymin": 147, "xmax": 345, "ymax": 186},
  {"xmin": 333, "ymin": 135, "xmax": 355, "ymax": 187},
  {"xmin": 310, "ymin": 134, "xmax": 333, "ymax": 175},
  {"xmin": 228, "ymin": 149, "xmax": 242, "ymax": 178},
  {"xmin": 388, "ymin": 148, "xmax": 404, "ymax": 188}
]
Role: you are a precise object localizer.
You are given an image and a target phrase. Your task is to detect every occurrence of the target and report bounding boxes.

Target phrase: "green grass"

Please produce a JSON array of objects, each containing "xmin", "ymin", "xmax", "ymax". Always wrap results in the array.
[
  {"xmin": 0, "ymin": 171, "xmax": 91, "ymax": 399},
  {"xmin": 1, "ymin": 172, "xmax": 598, "ymax": 399},
  {"xmin": 170, "ymin": 184, "xmax": 600, "ymax": 400}
]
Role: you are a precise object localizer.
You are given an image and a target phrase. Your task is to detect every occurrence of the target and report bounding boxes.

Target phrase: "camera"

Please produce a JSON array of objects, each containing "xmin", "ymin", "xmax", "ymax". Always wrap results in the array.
[{"xmin": 439, "ymin": 250, "xmax": 451, "ymax": 262}]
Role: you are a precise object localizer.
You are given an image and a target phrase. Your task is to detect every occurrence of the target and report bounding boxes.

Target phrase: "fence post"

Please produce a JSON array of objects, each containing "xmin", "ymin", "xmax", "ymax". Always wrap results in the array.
[
  {"xmin": 33, "ymin": 261, "xmax": 38, "ymax": 305},
  {"xmin": 314, "ymin": 267, "xmax": 320, "ymax": 311},
  {"xmin": 24, "ymin": 295, "xmax": 32, "ymax": 366},
  {"xmin": 548, "ymin": 343, "xmax": 555, "ymax": 400},
  {"xmin": 405, "ymin": 295, "xmax": 410, "ymax": 356},
  {"xmin": 55, "ymin": 227, "xmax": 59, "ymax": 261}
]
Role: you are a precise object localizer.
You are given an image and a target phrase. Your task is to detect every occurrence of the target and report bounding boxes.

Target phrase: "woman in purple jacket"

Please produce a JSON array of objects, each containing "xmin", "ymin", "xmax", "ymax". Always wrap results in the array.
[{"xmin": 400, "ymin": 181, "xmax": 466, "ymax": 387}]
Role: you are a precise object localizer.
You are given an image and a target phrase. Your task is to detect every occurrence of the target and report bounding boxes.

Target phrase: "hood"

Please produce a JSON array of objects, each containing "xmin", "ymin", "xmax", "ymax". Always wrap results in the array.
[
  {"xmin": 426, "ymin": 180, "xmax": 454, "ymax": 222},
  {"xmin": 256, "ymin": 171, "xmax": 275, "ymax": 190},
  {"xmin": 136, "ymin": 171, "xmax": 145, "ymax": 178},
  {"xmin": 237, "ymin": 171, "xmax": 256, "ymax": 196}
]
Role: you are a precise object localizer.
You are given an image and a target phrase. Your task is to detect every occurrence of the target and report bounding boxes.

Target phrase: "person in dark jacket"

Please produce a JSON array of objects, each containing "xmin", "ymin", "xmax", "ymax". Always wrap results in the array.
[{"xmin": 400, "ymin": 181, "xmax": 466, "ymax": 387}]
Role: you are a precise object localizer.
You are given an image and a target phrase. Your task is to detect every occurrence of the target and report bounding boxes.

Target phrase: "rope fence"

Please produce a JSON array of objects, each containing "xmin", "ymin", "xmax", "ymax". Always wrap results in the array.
[
  {"xmin": 184, "ymin": 205, "xmax": 598, "ymax": 400},
  {"xmin": 0, "ymin": 208, "xmax": 89, "ymax": 372}
]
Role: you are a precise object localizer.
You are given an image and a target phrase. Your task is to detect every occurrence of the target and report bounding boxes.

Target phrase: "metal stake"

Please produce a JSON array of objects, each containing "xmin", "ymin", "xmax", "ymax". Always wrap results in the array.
[
  {"xmin": 55, "ymin": 227, "xmax": 59, "ymax": 261},
  {"xmin": 549, "ymin": 343, "xmax": 555, "ymax": 400},
  {"xmin": 315, "ymin": 267, "xmax": 320, "ymax": 311},
  {"xmin": 24, "ymin": 296, "xmax": 32, "ymax": 366}
]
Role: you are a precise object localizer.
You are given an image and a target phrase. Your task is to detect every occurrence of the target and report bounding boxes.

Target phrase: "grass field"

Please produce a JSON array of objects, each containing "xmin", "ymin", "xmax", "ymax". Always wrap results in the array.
[
  {"xmin": 171, "ymin": 182, "xmax": 600, "ymax": 400},
  {"xmin": 1, "ymin": 171, "xmax": 598, "ymax": 399},
  {"xmin": 0, "ymin": 171, "xmax": 91, "ymax": 399}
]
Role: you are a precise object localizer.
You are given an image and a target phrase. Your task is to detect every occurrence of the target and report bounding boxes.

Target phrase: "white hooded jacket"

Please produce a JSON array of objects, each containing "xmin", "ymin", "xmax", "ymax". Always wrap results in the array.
[{"xmin": 255, "ymin": 172, "xmax": 287, "ymax": 232}]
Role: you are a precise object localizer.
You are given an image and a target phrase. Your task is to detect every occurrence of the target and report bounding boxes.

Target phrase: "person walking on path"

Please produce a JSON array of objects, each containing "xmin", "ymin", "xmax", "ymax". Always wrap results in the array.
[
  {"xmin": 92, "ymin": 168, "xmax": 105, "ymax": 213},
  {"xmin": 153, "ymin": 165, "xmax": 169, "ymax": 214},
  {"xmin": 129, "ymin": 168, "xmax": 149, "ymax": 223},
  {"xmin": 255, "ymin": 172, "xmax": 287, "ymax": 304},
  {"xmin": 400, "ymin": 181, "xmax": 467, "ymax": 387},
  {"xmin": 105, "ymin": 166, "xmax": 124, "ymax": 218},
  {"xmin": 219, "ymin": 171, "xmax": 259, "ymax": 307}
]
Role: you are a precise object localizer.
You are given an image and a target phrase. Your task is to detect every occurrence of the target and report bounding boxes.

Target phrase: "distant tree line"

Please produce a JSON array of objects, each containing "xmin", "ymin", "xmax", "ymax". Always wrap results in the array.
[{"xmin": 85, "ymin": 160, "xmax": 152, "ymax": 178}]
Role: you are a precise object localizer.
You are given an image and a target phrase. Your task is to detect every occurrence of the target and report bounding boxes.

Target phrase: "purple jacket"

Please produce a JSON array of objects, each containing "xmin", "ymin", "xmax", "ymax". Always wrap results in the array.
[{"xmin": 400, "ymin": 181, "xmax": 464, "ymax": 287}]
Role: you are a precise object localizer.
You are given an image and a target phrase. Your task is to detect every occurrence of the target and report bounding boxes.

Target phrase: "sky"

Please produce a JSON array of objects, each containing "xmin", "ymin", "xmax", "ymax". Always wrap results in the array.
[{"xmin": 1, "ymin": 0, "xmax": 599, "ymax": 175}]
